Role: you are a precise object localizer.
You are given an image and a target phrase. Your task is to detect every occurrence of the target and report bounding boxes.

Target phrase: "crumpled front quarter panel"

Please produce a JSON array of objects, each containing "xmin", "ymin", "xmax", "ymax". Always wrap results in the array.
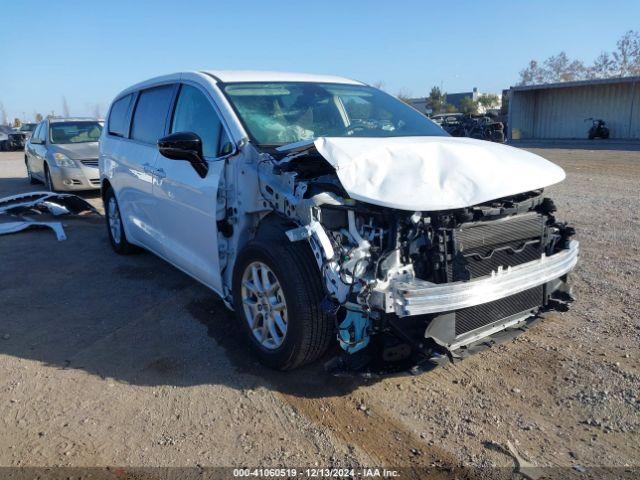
[{"xmin": 314, "ymin": 136, "xmax": 566, "ymax": 211}]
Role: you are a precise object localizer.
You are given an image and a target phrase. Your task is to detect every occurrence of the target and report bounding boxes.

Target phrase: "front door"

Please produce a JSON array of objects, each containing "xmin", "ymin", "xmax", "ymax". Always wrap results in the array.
[
  {"xmin": 27, "ymin": 122, "xmax": 46, "ymax": 180},
  {"xmin": 152, "ymin": 83, "xmax": 233, "ymax": 293}
]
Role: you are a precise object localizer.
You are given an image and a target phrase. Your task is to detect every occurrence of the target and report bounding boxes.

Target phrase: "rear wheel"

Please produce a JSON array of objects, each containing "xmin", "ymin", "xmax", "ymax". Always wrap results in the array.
[
  {"xmin": 232, "ymin": 238, "xmax": 333, "ymax": 370},
  {"xmin": 105, "ymin": 187, "xmax": 138, "ymax": 255}
]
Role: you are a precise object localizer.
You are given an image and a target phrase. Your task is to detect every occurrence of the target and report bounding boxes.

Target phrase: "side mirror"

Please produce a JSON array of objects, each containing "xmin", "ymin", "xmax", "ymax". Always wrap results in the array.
[{"xmin": 158, "ymin": 132, "xmax": 208, "ymax": 178}]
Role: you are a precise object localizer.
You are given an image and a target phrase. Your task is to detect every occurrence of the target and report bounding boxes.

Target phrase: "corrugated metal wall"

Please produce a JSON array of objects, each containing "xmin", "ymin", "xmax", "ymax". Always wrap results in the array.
[
  {"xmin": 510, "ymin": 80, "xmax": 640, "ymax": 139},
  {"xmin": 509, "ymin": 91, "xmax": 536, "ymax": 138}
]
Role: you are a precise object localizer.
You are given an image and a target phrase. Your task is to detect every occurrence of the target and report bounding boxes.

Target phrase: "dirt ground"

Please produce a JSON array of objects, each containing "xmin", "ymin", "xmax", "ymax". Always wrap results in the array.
[{"xmin": 0, "ymin": 144, "xmax": 638, "ymax": 477}]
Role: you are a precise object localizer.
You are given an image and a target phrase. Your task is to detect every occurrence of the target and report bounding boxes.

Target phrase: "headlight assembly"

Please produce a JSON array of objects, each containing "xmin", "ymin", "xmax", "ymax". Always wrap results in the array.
[{"xmin": 53, "ymin": 153, "xmax": 77, "ymax": 168}]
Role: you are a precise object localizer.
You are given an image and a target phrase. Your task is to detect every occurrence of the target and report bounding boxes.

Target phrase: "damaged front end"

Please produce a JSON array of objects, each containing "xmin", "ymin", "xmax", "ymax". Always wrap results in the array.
[{"xmin": 256, "ymin": 140, "xmax": 578, "ymax": 374}]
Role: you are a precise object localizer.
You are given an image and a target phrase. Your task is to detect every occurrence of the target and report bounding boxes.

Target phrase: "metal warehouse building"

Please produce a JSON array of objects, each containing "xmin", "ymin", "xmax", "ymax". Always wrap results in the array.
[{"xmin": 508, "ymin": 76, "xmax": 640, "ymax": 140}]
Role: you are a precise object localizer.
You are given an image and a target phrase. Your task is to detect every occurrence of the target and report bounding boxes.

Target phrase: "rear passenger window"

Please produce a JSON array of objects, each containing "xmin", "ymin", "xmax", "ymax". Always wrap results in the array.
[
  {"xmin": 131, "ymin": 85, "xmax": 175, "ymax": 144},
  {"xmin": 171, "ymin": 84, "xmax": 231, "ymax": 158},
  {"xmin": 108, "ymin": 94, "xmax": 134, "ymax": 137}
]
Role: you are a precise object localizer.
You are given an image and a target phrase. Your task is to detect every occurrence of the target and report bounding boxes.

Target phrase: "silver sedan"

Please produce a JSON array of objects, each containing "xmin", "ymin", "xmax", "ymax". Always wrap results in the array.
[{"xmin": 25, "ymin": 117, "xmax": 102, "ymax": 191}]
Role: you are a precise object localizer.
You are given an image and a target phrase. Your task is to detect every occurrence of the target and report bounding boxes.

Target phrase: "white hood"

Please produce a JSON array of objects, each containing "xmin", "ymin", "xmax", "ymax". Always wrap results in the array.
[{"xmin": 313, "ymin": 136, "xmax": 566, "ymax": 211}]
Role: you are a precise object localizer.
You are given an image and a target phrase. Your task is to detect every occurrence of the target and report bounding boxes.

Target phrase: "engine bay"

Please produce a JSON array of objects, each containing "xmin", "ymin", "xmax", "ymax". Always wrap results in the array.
[{"xmin": 253, "ymin": 141, "xmax": 577, "ymax": 371}]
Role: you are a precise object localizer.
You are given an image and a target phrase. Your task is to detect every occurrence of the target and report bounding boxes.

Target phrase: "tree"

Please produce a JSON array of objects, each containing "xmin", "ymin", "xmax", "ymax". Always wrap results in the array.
[
  {"xmin": 590, "ymin": 52, "xmax": 618, "ymax": 78},
  {"xmin": 13, "ymin": 118, "xmax": 21, "ymax": 128},
  {"xmin": 35, "ymin": 113, "xmax": 43, "ymax": 122},
  {"xmin": 477, "ymin": 93, "xmax": 500, "ymax": 110},
  {"xmin": 426, "ymin": 86, "xmax": 447, "ymax": 114},
  {"xmin": 459, "ymin": 97, "xmax": 479, "ymax": 115},
  {"xmin": 395, "ymin": 88, "xmax": 413, "ymax": 105},
  {"xmin": 62, "ymin": 96, "xmax": 70, "ymax": 117},
  {"xmin": 542, "ymin": 52, "xmax": 587, "ymax": 82},
  {"xmin": 519, "ymin": 60, "xmax": 547, "ymax": 86},
  {"xmin": 518, "ymin": 30, "xmax": 640, "ymax": 85},
  {"xmin": 612, "ymin": 30, "xmax": 640, "ymax": 76},
  {"xmin": 444, "ymin": 103, "xmax": 457, "ymax": 113}
]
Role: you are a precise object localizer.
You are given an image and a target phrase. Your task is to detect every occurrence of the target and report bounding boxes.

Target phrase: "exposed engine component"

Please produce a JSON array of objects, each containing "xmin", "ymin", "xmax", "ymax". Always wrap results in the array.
[{"xmin": 255, "ymin": 140, "xmax": 577, "ymax": 371}]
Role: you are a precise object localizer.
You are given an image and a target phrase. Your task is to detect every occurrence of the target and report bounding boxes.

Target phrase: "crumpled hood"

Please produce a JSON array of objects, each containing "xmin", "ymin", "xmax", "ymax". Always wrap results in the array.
[
  {"xmin": 313, "ymin": 136, "xmax": 566, "ymax": 211},
  {"xmin": 51, "ymin": 142, "xmax": 99, "ymax": 160}
]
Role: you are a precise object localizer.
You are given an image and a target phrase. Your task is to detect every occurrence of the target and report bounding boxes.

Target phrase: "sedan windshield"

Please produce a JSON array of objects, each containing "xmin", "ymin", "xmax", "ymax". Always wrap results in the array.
[
  {"xmin": 20, "ymin": 123, "xmax": 36, "ymax": 132},
  {"xmin": 50, "ymin": 122, "xmax": 102, "ymax": 144},
  {"xmin": 223, "ymin": 82, "xmax": 447, "ymax": 146}
]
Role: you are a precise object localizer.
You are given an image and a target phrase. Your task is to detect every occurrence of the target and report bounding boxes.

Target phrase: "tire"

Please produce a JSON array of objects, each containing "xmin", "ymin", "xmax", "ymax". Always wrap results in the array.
[
  {"xmin": 232, "ymin": 237, "xmax": 333, "ymax": 370},
  {"xmin": 25, "ymin": 158, "xmax": 38, "ymax": 184},
  {"xmin": 104, "ymin": 187, "xmax": 138, "ymax": 255},
  {"xmin": 44, "ymin": 164, "xmax": 56, "ymax": 191}
]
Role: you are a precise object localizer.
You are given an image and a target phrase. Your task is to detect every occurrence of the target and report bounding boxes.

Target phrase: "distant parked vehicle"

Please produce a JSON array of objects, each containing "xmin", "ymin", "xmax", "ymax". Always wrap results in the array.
[
  {"xmin": 440, "ymin": 114, "xmax": 505, "ymax": 143},
  {"xmin": 429, "ymin": 113, "xmax": 463, "ymax": 126},
  {"xmin": 19, "ymin": 123, "xmax": 37, "ymax": 140},
  {"xmin": 3, "ymin": 129, "xmax": 26, "ymax": 151},
  {"xmin": 24, "ymin": 117, "xmax": 102, "ymax": 191},
  {"xmin": 586, "ymin": 118, "xmax": 609, "ymax": 139},
  {"xmin": 0, "ymin": 128, "xmax": 8, "ymax": 151},
  {"xmin": 0, "ymin": 123, "xmax": 38, "ymax": 151}
]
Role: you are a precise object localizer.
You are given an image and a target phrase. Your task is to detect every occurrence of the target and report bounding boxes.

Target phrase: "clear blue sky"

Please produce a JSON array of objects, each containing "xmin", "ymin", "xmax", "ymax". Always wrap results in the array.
[{"xmin": 1, "ymin": 0, "xmax": 637, "ymax": 121}]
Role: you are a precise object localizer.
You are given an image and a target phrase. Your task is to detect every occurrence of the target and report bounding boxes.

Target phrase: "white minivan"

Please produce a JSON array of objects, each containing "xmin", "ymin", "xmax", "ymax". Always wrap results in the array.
[{"xmin": 100, "ymin": 71, "xmax": 578, "ymax": 371}]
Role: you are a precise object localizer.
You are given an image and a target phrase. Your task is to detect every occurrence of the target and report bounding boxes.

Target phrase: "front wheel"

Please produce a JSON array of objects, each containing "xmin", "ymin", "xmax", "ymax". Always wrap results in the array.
[
  {"xmin": 232, "ymin": 238, "xmax": 333, "ymax": 370},
  {"xmin": 44, "ymin": 164, "xmax": 56, "ymax": 191},
  {"xmin": 25, "ymin": 158, "xmax": 38, "ymax": 184}
]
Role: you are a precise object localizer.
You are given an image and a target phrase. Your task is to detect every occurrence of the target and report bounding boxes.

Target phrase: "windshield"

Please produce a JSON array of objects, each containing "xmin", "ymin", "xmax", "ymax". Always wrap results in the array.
[
  {"xmin": 20, "ymin": 124, "xmax": 36, "ymax": 132},
  {"xmin": 49, "ymin": 122, "xmax": 102, "ymax": 144},
  {"xmin": 223, "ymin": 82, "xmax": 447, "ymax": 146}
]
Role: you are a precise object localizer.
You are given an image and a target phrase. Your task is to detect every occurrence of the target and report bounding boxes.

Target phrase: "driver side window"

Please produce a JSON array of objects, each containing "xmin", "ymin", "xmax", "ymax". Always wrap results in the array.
[{"xmin": 171, "ymin": 85, "xmax": 231, "ymax": 158}]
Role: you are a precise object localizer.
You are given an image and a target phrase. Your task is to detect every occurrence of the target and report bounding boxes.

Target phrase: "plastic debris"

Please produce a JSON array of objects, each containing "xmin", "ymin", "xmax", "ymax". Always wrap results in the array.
[{"xmin": 0, "ymin": 219, "xmax": 67, "ymax": 241}]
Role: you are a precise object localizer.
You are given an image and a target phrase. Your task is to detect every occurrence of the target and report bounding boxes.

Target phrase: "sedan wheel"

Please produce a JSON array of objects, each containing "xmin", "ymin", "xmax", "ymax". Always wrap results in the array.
[
  {"xmin": 26, "ymin": 160, "xmax": 37, "ymax": 184},
  {"xmin": 45, "ymin": 167, "xmax": 55, "ymax": 191},
  {"xmin": 240, "ymin": 261, "xmax": 288, "ymax": 350}
]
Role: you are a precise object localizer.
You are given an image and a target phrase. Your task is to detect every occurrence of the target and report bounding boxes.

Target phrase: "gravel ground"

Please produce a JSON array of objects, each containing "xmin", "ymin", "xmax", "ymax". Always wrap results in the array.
[{"xmin": 0, "ymin": 145, "xmax": 638, "ymax": 477}]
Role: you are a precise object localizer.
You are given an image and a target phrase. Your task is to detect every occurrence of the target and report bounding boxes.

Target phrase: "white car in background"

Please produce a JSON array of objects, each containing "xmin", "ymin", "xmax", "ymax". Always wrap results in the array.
[{"xmin": 100, "ymin": 71, "xmax": 578, "ymax": 371}]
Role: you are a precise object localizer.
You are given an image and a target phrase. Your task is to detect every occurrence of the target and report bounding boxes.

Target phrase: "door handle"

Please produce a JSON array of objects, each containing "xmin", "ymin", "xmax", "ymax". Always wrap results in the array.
[{"xmin": 142, "ymin": 162, "xmax": 154, "ymax": 174}]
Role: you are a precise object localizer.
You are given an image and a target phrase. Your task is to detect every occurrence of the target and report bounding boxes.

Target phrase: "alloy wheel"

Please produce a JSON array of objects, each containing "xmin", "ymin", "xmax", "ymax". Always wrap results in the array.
[
  {"xmin": 107, "ymin": 197, "xmax": 122, "ymax": 245},
  {"xmin": 240, "ymin": 261, "xmax": 288, "ymax": 350},
  {"xmin": 45, "ymin": 168, "xmax": 53, "ymax": 191}
]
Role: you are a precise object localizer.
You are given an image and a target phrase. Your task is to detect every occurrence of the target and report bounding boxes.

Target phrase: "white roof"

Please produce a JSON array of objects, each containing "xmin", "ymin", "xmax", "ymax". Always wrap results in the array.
[{"xmin": 202, "ymin": 70, "xmax": 364, "ymax": 85}]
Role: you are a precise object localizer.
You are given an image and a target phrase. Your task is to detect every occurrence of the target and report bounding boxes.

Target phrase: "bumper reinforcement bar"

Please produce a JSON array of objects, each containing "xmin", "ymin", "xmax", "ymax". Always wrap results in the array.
[{"xmin": 391, "ymin": 240, "xmax": 579, "ymax": 317}]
